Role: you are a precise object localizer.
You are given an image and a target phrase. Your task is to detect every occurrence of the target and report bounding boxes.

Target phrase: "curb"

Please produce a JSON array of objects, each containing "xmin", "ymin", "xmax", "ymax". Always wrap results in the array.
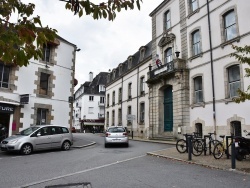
[
  {"xmin": 72, "ymin": 142, "xmax": 96, "ymax": 148},
  {"xmin": 146, "ymin": 152, "xmax": 250, "ymax": 175}
]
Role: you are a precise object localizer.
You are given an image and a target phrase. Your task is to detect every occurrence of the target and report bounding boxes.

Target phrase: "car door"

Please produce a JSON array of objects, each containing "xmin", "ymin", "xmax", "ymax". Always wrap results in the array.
[
  {"xmin": 50, "ymin": 126, "xmax": 63, "ymax": 148},
  {"xmin": 33, "ymin": 127, "xmax": 52, "ymax": 150}
]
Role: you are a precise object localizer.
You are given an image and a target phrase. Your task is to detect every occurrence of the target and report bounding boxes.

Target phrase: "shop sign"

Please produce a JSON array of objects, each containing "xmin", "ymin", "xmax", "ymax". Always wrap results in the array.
[
  {"xmin": 20, "ymin": 94, "xmax": 29, "ymax": 104},
  {"xmin": 81, "ymin": 119, "xmax": 104, "ymax": 123},
  {"xmin": 0, "ymin": 103, "xmax": 14, "ymax": 114}
]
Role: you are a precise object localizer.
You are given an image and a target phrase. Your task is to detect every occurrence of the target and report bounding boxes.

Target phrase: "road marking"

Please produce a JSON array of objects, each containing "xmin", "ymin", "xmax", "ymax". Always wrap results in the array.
[{"xmin": 19, "ymin": 154, "xmax": 146, "ymax": 188}]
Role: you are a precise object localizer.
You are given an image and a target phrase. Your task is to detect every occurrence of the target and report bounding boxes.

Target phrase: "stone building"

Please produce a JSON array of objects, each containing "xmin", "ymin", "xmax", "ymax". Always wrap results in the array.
[
  {"xmin": 73, "ymin": 72, "xmax": 108, "ymax": 133},
  {"xmin": 105, "ymin": 0, "xmax": 250, "ymax": 140},
  {"xmin": 0, "ymin": 35, "xmax": 77, "ymax": 138},
  {"xmin": 149, "ymin": 0, "xmax": 250, "ymax": 139}
]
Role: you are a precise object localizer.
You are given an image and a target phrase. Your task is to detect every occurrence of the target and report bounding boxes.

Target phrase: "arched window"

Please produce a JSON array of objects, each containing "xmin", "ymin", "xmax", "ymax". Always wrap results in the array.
[
  {"xmin": 223, "ymin": 10, "xmax": 237, "ymax": 41},
  {"xmin": 194, "ymin": 76, "xmax": 203, "ymax": 103},
  {"xmin": 228, "ymin": 65, "xmax": 240, "ymax": 98},
  {"xmin": 192, "ymin": 30, "xmax": 200, "ymax": 56},
  {"xmin": 164, "ymin": 48, "xmax": 172, "ymax": 64}
]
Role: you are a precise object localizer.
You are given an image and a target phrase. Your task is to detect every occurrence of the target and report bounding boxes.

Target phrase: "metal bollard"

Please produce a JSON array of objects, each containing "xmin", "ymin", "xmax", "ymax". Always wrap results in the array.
[
  {"xmin": 188, "ymin": 136, "xmax": 192, "ymax": 161},
  {"xmin": 132, "ymin": 131, "xmax": 133, "ymax": 139},
  {"xmin": 231, "ymin": 142, "xmax": 236, "ymax": 169}
]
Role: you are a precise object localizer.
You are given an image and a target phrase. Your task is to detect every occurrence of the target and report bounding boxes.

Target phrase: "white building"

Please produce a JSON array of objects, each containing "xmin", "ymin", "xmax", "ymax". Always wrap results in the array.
[
  {"xmin": 105, "ymin": 43, "xmax": 151, "ymax": 138},
  {"xmin": 73, "ymin": 72, "xmax": 108, "ymax": 133},
  {"xmin": 148, "ymin": 0, "xmax": 250, "ymax": 139},
  {"xmin": 106, "ymin": 0, "xmax": 250, "ymax": 139},
  {"xmin": 0, "ymin": 35, "xmax": 77, "ymax": 138}
]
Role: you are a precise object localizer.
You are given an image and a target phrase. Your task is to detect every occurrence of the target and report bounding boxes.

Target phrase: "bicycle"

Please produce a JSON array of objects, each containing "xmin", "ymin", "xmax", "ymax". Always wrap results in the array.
[
  {"xmin": 202, "ymin": 133, "xmax": 220, "ymax": 155},
  {"xmin": 176, "ymin": 133, "xmax": 203, "ymax": 156},
  {"xmin": 213, "ymin": 135, "xmax": 233, "ymax": 159}
]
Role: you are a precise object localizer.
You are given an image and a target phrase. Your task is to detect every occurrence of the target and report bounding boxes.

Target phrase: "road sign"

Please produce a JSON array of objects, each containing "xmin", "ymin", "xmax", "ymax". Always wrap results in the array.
[{"xmin": 127, "ymin": 115, "xmax": 135, "ymax": 120}]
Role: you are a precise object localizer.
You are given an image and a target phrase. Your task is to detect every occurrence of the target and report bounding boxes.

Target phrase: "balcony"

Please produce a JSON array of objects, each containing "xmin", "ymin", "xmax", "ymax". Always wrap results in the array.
[
  {"xmin": 98, "ymin": 102, "xmax": 105, "ymax": 106},
  {"xmin": 147, "ymin": 59, "xmax": 186, "ymax": 82}
]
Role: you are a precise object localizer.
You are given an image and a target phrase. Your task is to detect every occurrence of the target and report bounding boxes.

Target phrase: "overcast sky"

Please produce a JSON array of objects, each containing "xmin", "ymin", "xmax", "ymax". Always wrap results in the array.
[{"xmin": 22, "ymin": 0, "xmax": 163, "ymax": 90}]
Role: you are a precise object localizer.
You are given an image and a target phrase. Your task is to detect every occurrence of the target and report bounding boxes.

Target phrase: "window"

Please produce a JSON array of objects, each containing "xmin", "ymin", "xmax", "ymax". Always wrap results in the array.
[
  {"xmin": 112, "ymin": 91, "xmax": 115, "ymax": 105},
  {"xmin": 140, "ymin": 47, "xmax": 146, "ymax": 61},
  {"xmin": 164, "ymin": 48, "xmax": 172, "ymax": 64},
  {"xmin": 112, "ymin": 110, "xmax": 115, "ymax": 126},
  {"xmin": 127, "ymin": 106, "xmax": 131, "ymax": 125},
  {"xmin": 190, "ymin": 0, "xmax": 198, "ymax": 12},
  {"xmin": 195, "ymin": 123, "xmax": 202, "ymax": 138},
  {"xmin": 164, "ymin": 10, "xmax": 171, "ymax": 30},
  {"xmin": 228, "ymin": 65, "xmax": 240, "ymax": 98},
  {"xmin": 40, "ymin": 73, "xmax": 50, "ymax": 95},
  {"xmin": 112, "ymin": 70, "xmax": 116, "ymax": 80},
  {"xmin": 107, "ymin": 94, "xmax": 110, "ymax": 106},
  {"xmin": 118, "ymin": 87, "xmax": 122, "ymax": 102},
  {"xmin": 99, "ymin": 85, "xmax": 105, "ymax": 92},
  {"xmin": 0, "ymin": 63, "xmax": 10, "ymax": 88},
  {"xmin": 89, "ymin": 96, "xmax": 94, "ymax": 101},
  {"xmin": 140, "ymin": 102, "xmax": 145, "ymax": 123},
  {"xmin": 128, "ymin": 57, "xmax": 133, "ymax": 69},
  {"xmin": 140, "ymin": 76, "xmax": 145, "ymax": 94},
  {"xmin": 194, "ymin": 76, "xmax": 203, "ymax": 103},
  {"xmin": 119, "ymin": 64, "xmax": 123, "ymax": 75},
  {"xmin": 224, "ymin": 10, "xmax": 237, "ymax": 41},
  {"xmin": 128, "ymin": 83, "xmax": 132, "ymax": 99},
  {"xmin": 42, "ymin": 44, "xmax": 51, "ymax": 62},
  {"xmin": 231, "ymin": 121, "xmax": 241, "ymax": 137},
  {"xmin": 100, "ymin": 96, "xmax": 105, "ymax": 104},
  {"xmin": 118, "ymin": 108, "xmax": 122, "ymax": 125},
  {"xmin": 106, "ymin": 112, "xmax": 109, "ymax": 126},
  {"xmin": 88, "ymin": 107, "xmax": 94, "ymax": 114},
  {"xmin": 36, "ymin": 108, "xmax": 47, "ymax": 125},
  {"xmin": 192, "ymin": 30, "xmax": 200, "ymax": 56}
]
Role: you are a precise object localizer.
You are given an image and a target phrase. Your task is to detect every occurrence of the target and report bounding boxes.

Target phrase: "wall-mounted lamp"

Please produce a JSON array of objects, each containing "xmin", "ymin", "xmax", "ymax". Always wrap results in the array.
[
  {"xmin": 75, "ymin": 48, "xmax": 81, "ymax": 52},
  {"xmin": 175, "ymin": 51, "xmax": 180, "ymax": 58}
]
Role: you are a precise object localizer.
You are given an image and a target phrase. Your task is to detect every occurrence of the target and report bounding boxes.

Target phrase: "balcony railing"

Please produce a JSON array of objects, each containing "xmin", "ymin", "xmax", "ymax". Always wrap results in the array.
[
  {"xmin": 148, "ymin": 59, "xmax": 186, "ymax": 80},
  {"xmin": 98, "ymin": 102, "xmax": 105, "ymax": 106}
]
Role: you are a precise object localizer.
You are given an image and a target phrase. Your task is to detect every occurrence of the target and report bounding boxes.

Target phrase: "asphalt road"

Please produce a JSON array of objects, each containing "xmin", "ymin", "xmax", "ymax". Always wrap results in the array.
[{"xmin": 0, "ymin": 133, "xmax": 250, "ymax": 188}]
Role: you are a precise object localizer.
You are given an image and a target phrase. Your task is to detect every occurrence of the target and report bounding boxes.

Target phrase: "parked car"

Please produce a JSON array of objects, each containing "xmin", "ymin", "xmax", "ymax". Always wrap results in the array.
[
  {"xmin": 104, "ymin": 126, "xmax": 129, "ymax": 148},
  {"xmin": 0, "ymin": 125, "xmax": 73, "ymax": 155}
]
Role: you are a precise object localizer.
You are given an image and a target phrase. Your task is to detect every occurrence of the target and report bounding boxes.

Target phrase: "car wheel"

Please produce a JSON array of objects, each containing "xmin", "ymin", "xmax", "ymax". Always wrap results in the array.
[
  {"xmin": 125, "ymin": 143, "xmax": 129, "ymax": 147},
  {"xmin": 105, "ymin": 143, "xmax": 108, "ymax": 148},
  {"xmin": 62, "ymin": 141, "xmax": 71, "ymax": 151},
  {"xmin": 20, "ymin": 144, "xmax": 33, "ymax": 155}
]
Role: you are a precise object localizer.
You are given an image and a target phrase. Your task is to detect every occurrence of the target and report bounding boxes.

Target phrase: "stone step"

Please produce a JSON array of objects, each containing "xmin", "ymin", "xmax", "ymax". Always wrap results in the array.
[{"xmin": 150, "ymin": 136, "xmax": 176, "ymax": 141}]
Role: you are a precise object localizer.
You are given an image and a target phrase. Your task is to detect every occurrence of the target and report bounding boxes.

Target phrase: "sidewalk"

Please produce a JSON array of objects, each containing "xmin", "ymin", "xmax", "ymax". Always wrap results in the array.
[{"xmin": 131, "ymin": 137, "xmax": 250, "ymax": 174}]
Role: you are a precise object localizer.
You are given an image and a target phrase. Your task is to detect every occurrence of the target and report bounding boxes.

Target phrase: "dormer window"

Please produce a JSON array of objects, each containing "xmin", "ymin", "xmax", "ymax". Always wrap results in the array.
[
  {"xmin": 107, "ymin": 74, "xmax": 110, "ymax": 82},
  {"xmin": 139, "ymin": 46, "xmax": 146, "ymax": 61},
  {"xmin": 119, "ymin": 64, "xmax": 123, "ymax": 75},
  {"xmin": 128, "ymin": 56, "xmax": 133, "ymax": 69},
  {"xmin": 112, "ymin": 70, "xmax": 116, "ymax": 80}
]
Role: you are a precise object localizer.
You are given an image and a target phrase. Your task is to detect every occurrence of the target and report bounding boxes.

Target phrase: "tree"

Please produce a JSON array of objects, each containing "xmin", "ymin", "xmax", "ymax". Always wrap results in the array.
[
  {"xmin": 0, "ymin": 0, "xmax": 142, "ymax": 67},
  {"xmin": 230, "ymin": 44, "xmax": 250, "ymax": 103}
]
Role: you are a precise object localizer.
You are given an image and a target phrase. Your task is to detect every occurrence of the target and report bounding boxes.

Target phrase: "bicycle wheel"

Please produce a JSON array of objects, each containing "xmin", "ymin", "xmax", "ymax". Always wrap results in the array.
[
  {"xmin": 213, "ymin": 143, "xmax": 224, "ymax": 159},
  {"xmin": 209, "ymin": 140, "xmax": 220, "ymax": 154},
  {"xmin": 192, "ymin": 140, "xmax": 203, "ymax": 156},
  {"xmin": 176, "ymin": 139, "xmax": 187, "ymax": 153}
]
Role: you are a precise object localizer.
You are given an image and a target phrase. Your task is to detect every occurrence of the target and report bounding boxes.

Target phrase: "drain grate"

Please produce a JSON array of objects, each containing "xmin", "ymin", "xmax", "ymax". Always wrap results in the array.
[{"xmin": 45, "ymin": 182, "xmax": 92, "ymax": 188}]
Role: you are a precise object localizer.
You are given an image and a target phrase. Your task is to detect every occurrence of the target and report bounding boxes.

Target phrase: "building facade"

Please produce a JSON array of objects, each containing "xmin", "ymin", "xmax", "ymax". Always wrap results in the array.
[
  {"xmin": 73, "ymin": 72, "xmax": 108, "ymax": 133},
  {"xmin": 0, "ymin": 35, "xmax": 77, "ymax": 138},
  {"xmin": 148, "ymin": 0, "xmax": 250, "ymax": 139},
  {"xmin": 105, "ymin": 43, "xmax": 151, "ymax": 138}
]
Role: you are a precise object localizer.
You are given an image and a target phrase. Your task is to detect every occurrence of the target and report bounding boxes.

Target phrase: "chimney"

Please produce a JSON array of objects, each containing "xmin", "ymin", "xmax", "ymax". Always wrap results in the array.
[{"xmin": 89, "ymin": 72, "xmax": 93, "ymax": 82}]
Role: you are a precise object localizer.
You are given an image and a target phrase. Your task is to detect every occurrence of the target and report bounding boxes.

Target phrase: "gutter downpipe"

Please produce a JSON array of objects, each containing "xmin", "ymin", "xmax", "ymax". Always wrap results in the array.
[
  {"xmin": 206, "ymin": 0, "xmax": 217, "ymax": 136},
  {"xmin": 137, "ymin": 67, "xmax": 139, "ymax": 125}
]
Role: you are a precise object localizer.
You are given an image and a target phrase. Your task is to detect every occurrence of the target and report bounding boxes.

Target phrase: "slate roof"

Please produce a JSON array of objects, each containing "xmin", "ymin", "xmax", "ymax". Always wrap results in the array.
[{"xmin": 84, "ymin": 72, "xmax": 108, "ymax": 95}]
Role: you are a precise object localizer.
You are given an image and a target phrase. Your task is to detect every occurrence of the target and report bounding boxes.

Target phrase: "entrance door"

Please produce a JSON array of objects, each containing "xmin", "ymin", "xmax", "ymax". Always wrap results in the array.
[
  {"xmin": 0, "ymin": 113, "xmax": 10, "ymax": 139},
  {"xmin": 163, "ymin": 86, "xmax": 173, "ymax": 132}
]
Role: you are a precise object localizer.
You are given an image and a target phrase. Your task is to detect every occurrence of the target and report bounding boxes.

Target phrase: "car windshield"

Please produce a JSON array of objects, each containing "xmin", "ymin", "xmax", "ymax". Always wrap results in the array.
[
  {"xmin": 108, "ymin": 127, "xmax": 125, "ymax": 133},
  {"xmin": 16, "ymin": 127, "xmax": 40, "ymax": 136}
]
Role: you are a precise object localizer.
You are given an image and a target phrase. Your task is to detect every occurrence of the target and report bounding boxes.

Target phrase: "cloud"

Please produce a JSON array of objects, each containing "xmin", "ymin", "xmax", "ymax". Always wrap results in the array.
[{"xmin": 22, "ymin": 0, "xmax": 163, "ymax": 88}]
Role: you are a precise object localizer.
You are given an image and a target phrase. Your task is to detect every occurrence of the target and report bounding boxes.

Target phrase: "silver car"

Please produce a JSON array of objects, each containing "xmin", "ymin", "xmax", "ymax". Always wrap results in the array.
[
  {"xmin": 0, "ymin": 125, "xmax": 73, "ymax": 155},
  {"xmin": 104, "ymin": 126, "xmax": 129, "ymax": 148}
]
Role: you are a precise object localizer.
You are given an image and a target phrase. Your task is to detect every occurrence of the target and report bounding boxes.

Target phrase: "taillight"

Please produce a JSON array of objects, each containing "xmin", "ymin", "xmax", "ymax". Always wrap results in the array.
[
  {"xmin": 123, "ymin": 132, "xmax": 127, "ymax": 137},
  {"xmin": 106, "ymin": 133, "xmax": 110, "ymax": 137}
]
